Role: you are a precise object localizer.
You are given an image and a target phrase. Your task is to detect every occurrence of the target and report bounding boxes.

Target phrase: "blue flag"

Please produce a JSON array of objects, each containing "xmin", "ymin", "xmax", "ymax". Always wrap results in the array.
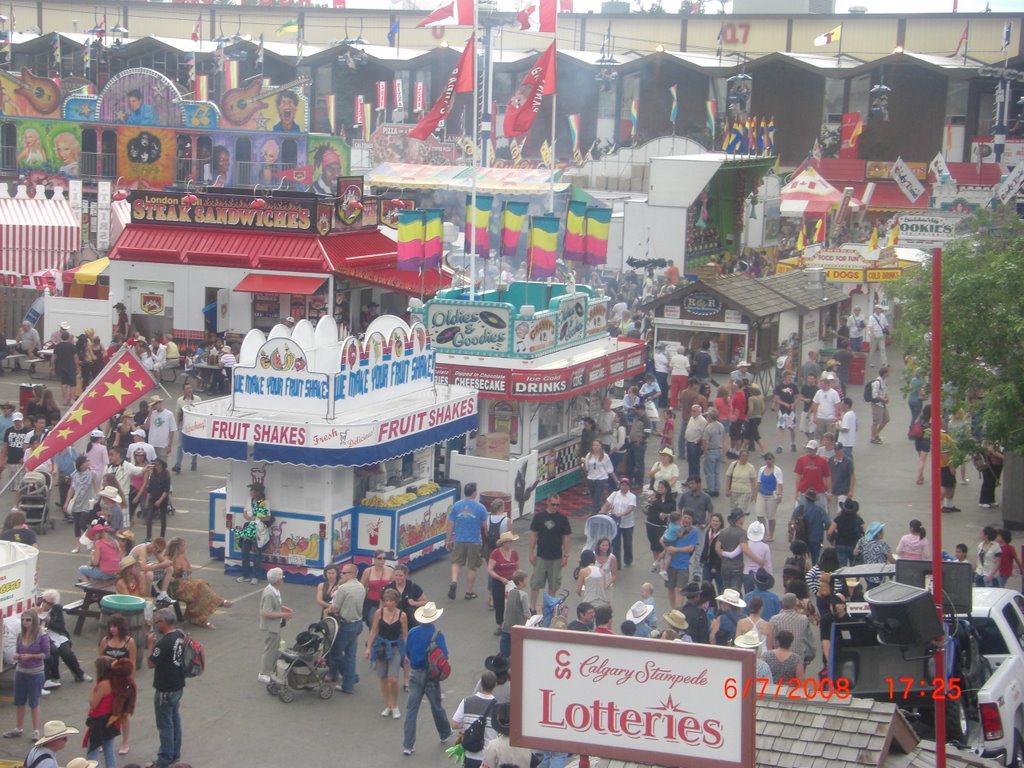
[{"xmin": 387, "ymin": 19, "xmax": 400, "ymax": 46}]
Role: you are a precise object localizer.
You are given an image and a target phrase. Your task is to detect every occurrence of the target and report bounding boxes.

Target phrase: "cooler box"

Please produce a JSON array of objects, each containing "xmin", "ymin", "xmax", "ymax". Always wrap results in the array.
[{"xmin": 99, "ymin": 594, "xmax": 147, "ymax": 670}]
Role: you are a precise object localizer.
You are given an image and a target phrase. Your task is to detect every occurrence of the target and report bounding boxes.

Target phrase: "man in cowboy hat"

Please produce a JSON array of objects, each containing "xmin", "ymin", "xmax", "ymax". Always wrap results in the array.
[
  {"xmin": 482, "ymin": 655, "xmax": 510, "ymax": 703},
  {"xmin": 21, "ymin": 720, "xmax": 79, "ymax": 768},
  {"xmin": 662, "ymin": 609, "xmax": 691, "ymax": 641},
  {"xmin": 744, "ymin": 568, "xmax": 780, "ymax": 621},
  {"xmin": 679, "ymin": 582, "xmax": 710, "ymax": 644},
  {"xmin": 712, "ymin": 588, "xmax": 746, "ymax": 645},
  {"xmin": 482, "ymin": 703, "xmax": 533, "ymax": 768},
  {"xmin": 144, "ymin": 395, "xmax": 177, "ymax": 463},
  {"xmin": 625, "ymin": 601, "xmax": 655, "ymax": 638},
  {"xmin": 403, "ymin": 602, "xmax": 453, "ymax": 755}
]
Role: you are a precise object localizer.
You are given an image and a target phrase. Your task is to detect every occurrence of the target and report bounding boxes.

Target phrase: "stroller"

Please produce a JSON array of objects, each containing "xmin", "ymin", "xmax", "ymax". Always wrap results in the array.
[
  {"xmin": 583, "ymin": 514, "xmax": 617, "ymax": 554},
  {"xmin": 526, "ymin": 589, "xmax": 570, "ymax": 629},
  {"xmin": 17, "ymin": 471, "xmax": 53, "ymax": 534},
  {"xmin": 267, "ymin": 617, "xmax": 338, "ymax": 703}
]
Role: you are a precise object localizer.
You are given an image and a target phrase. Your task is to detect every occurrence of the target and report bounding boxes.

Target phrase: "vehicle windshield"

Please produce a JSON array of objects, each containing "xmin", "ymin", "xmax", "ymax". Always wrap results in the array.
[{"xmin": 973, "ymin": 617, "xmax": 1010, "ymax": 657}]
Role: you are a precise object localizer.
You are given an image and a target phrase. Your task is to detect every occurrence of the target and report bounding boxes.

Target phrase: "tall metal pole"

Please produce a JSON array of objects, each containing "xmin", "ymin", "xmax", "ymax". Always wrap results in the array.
[
  {"xmin": 930, "ymin": 245, "xmax": 947, "ymax": 768},
  {"xmin": 468, "ymin": 15, "xmax": 479, "ymax": 300},
  {"xmin": 482, "ymin": 21, "xmax": 495, "ymax": 169}
]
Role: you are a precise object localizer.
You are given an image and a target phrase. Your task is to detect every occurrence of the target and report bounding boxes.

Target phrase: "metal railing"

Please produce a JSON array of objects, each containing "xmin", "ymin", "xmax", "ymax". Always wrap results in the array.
[{"xmin": 79, "ymin": 152, "xmax": 117, "ymax": 179}]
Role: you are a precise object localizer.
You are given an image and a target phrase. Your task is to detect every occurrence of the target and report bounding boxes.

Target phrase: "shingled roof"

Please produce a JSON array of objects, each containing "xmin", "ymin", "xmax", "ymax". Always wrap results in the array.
[
  {"xmin": 758, "ymin": 270, "xmax": 848, "ymax": 313},
  {"xmin": 641, "ymin": 274, "xmax": 797, "ymax": 321}
]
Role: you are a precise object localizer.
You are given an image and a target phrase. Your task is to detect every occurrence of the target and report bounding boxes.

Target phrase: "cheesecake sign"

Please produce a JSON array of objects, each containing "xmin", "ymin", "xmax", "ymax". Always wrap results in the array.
[{"xmin": 511, "ymin": 628, "xmax": 754, "ymax": 768}]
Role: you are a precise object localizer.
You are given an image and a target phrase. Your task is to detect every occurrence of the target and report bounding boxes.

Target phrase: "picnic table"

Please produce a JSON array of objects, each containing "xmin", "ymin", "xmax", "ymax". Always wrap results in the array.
[{"xmin": 67, "ymin": 580, "xmax": 183, "ymax": 636}]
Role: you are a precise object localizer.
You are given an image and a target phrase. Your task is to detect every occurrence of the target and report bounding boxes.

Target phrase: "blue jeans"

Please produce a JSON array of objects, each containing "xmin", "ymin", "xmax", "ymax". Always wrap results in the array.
[
  {"xmin": 499, "ymin": 631, "xmax": 511, "ymax": 659},
  {"xmin": 78, "ymin": 565, "xmax": 118, "ymax": 581},
  {"xmin": 331, "ymin": 620, "xmax": 363, "ymax": 691},
  {"xmin": 685, "ymin": 441, "xmax": 703, "ymax": 481},
  {"xmin": 174, "ymin": 441, "xmax": 197, "ymax": 471},
  {"xmin": 153, "ymin": 688, "xmax": 183, "ymax": 766},
  {"xmin": 87, "ymin": 737, "xmax": 116, "ymax": 768},
  {"xmin": 837, "ymin": 545, "xmax": 855, "ymax": 567},
  {"xmin": 630, "ymin": 441, "xmax": 647, "ymax": 483},
  {"xmin": 403, "ymin": 667, "xmax": 452, "ymax": 751},
  {"xmin": 703, "ymin": 448, "xmax": 722, "ymax": 494},
  {"xmin": 240, "ymin": 538, "xmax": 264, "ymax": 580},
  {"xmin": 588, "ymin": 479, "xmax": 610, "ymax": 515}
]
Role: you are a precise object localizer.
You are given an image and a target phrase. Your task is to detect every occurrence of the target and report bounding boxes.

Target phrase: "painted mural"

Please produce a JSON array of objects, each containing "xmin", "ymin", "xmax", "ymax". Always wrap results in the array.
[{"xmin": 0, "ymin": 66, "xmax": 343, "ymax": 192}]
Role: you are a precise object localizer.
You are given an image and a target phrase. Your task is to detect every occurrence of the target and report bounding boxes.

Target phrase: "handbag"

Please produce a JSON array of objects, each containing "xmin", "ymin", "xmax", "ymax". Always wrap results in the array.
[
  {"xmin": 971, "ymin": 453, "xmax": 989, "ymax": 473},
  {"xmin": 908, "ymin": 421, "xmax": 924, "ymax": 439}
]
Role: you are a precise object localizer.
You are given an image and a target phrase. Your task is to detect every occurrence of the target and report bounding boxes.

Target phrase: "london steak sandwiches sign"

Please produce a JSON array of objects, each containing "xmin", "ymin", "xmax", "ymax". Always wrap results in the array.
[
  {"xmin": 128, "ymin": 189, "xmax": 334, "ymax": 235},
  {"xmin": 511, "ymin": 628, "xmax": 754, "ymax": 768}
]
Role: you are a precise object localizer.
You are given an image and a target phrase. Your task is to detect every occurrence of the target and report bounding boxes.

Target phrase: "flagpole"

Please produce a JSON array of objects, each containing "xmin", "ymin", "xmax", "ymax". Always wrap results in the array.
[
  {"xmin": 837, "ymin": 25, "xmax": 842, "ymax": 65},
  {"xmin": 548, "ymin": 90, "xmax": 557, "ymax": 214},
  {"xmin": 469, "ymin": 15, "xmax": 479, "ymax": 300},
  {"xmin": 963, "ymin": 22, "xmax": 968, "ymax": 65}
]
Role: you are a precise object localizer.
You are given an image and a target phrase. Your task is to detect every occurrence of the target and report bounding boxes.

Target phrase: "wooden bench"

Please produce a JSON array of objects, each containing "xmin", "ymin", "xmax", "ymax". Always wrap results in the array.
[
  {"xmin": 26, "ymin": 357, "xmax": 49, "ymax": 380},
  {"xmin": 67, "ymin": 580, "xmax": 183, "ymax": 635},
  {"xmin": 2, "ymin": 353, "xmax": 26, "ymax": 371}
]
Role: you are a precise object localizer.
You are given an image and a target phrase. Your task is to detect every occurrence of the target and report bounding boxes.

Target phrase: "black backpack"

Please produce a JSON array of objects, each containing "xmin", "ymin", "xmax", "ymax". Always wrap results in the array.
[
  {"xmin": 461, "ymin": 699, "xmax": 496, "ymax": 753},
  {"xmin": 863, "ymin": 378, "xmax": 878, "ymax": 403},
  {"xmin": 682, "ymin": 601, "xmax": 710, "ymax": 644},
  {"xmin": 485, "ymin": 516, "xmax": 504, "ymax": 552}
]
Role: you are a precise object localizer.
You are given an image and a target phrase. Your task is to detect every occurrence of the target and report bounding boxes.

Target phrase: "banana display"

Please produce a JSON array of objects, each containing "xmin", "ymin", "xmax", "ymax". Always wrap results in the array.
[{"xmin": 362, "ymin": 482, "xmax": 441, "ymax": 508}]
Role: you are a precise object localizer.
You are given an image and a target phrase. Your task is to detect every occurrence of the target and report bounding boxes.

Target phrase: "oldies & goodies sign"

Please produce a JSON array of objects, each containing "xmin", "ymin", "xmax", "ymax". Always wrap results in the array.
[{"xmin": 511, "ymin": 628, "xmax": 753, "ymax": 768}]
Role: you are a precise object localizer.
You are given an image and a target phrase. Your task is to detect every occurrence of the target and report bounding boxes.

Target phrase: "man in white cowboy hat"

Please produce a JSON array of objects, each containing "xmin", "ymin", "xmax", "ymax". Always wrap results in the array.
[
  {"xmin": 625, "ymin": 601, "xmax": 655, "ymax": 638},
  {"xmin": 730, "ymin": 361, "xmax": 752, "ymax": 388},
  {"xmin": 98, "ymin": 485, "xmax": 125, "ymax": 531},
  {"xmin": 402, "ymin": 602, "xmax": 453, "ymax": 756},
  {"xmin": 22, "ymin": 720, "xmax": 79, "ymax": 768},
  {"xmin": 733, "ymin": 629, "xmax": 773, "ymax": 682},
  {"xmin": 711, "ymin": 588, "xmax": 746, "ymax": 645},
  {"xmin": 130, "ymin": 429, "xmax": 157, "ymax": 463},
  {"xmin": 144, "ymin": 395, "xmax": 177, "ymax": 463}
]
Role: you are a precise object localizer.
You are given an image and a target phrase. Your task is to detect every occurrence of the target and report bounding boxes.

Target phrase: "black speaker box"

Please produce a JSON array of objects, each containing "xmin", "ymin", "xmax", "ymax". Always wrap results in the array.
[{"xmin": 865, "ymin": 580, "xmax": 944, "ymax": 646}]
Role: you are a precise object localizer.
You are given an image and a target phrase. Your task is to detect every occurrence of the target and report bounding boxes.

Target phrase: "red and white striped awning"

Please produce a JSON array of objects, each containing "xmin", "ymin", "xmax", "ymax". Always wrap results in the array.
[{"xmin": 0, "ymin": 194, "xmax": 81, "ymax": 288}]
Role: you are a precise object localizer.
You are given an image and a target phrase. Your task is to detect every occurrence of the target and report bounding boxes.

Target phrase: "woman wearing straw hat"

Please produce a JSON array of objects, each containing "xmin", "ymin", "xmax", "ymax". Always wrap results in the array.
[
  {"xmin": 486, "ymin": 531, "xmax": 520, "ymax": 637},
  {"xmin": 646, "ymin": 447, "xmax": 679, "ymax": 494}
]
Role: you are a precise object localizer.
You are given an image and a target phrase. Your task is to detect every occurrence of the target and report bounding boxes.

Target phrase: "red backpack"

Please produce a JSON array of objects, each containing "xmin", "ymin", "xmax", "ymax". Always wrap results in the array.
[{"xmin": 425, "ymin": 628, "xmax": 450, "ymax": 682}]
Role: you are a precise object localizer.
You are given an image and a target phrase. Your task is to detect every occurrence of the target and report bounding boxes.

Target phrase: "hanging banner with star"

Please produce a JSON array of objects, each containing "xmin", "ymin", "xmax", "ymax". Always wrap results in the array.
[{"xmin": 23, "ymin": 348, "xmax": 157, "ymax": 472}]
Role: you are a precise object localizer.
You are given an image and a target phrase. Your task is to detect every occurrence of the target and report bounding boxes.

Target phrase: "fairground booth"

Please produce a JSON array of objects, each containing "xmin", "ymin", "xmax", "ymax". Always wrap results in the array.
[
  {"xmin": 181, "ymin": 315, "xmax": 476, "ymax": 582},
  {"xmin": 413, "ymin": 281, "xmax": 646, "ymax": 513}
]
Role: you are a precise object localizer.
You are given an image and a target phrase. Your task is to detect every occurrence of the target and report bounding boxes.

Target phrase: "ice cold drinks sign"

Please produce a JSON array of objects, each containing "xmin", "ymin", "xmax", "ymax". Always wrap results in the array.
[{"xmin": 511, "ymin": 628, "xmax": 753, "ymax": 768}]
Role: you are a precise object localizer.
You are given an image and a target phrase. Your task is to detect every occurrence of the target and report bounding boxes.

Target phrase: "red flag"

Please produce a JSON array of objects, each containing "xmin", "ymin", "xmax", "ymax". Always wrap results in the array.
[
  {"xmin": 191, "ymin": 15, "xmax": 202, "ymax": 43},
  {"xmin": 503, "ymin": 42, "xmax": 556, "ymax": 139},
  {"xmin": 408, "ymin": 38, "xmax": 474, "ymax": 141},
  {"xmin": 24, "ymin": 348, "xmax": 156, "ymax": 472},
  {"xmin": 517, "ymin": 0, "xmax": 555, "ymax": 32},
  {"xmin": 839, "ymin": 112, "xmax": 863, "ymax": 159},
  {"xmin": 953, "ymin": 24, "xmax": 968, "ymax": 56},
  {"xmin": 416, "ymin": 0, "xmax": 473, "ymax": 28}
]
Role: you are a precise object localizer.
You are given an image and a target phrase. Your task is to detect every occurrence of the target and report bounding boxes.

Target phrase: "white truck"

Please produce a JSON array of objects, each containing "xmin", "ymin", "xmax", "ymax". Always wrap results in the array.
[{"xmin": 0, "ymin": 540, "xmax": 41, "ymax": 673}]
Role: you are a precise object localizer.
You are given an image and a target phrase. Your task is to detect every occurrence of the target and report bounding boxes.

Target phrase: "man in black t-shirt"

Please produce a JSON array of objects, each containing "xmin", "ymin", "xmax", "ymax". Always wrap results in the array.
[
  {"xmin": 773, "ymin": 370, "xmax": 799, "ymax": 453},
  {"xmin": 528, "ymin": 494, "xmax": 572, "ymax": 613},
  {"xmin": 147, "ymin": 607, "xmax": 186, "ymax": 768},
  {"xmin": 1, "ymin": 412, "xmax": 32, "ymax": 476},
  {"xmin": 567, "ymin": 602, "xmax": 595, "ymax": 631}
]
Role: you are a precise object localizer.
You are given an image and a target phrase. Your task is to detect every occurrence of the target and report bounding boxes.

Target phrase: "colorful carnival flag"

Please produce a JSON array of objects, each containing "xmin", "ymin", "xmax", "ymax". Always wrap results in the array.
[
  {"xmin": 563, "ymin": 200, "xmax": 587, "ymax": 262},
  {"xmin": 504, "ymin": 42, "xmax": 556, "ymax": 139},
  {"xmin": 465, "ymin": 193, "xmax": 493, "ymax": 258},
  {"xmin": 868, "ymin": 225, "xmax": 879, "ymax": 250},
  {"xmin": 24, "ymin": 348, "xmax": 156, "ymax": 472},
  {"xmin": 840, "ymin": 112, "xmax": 863, "ymax": 159},
  {"xmin": 397, "ymin": 209, "xmax": 427, "ymax": 272},
  {"xmin": 795, "ymin": 222, "xmax": 806, "ymax": 252},
  {"xmin": 813, "ymin": 24, "xmax": 841, "ymax": 46},
  {"xmin": 424, "ymin": 208, "xmax": 444, "ymax": 269},
  {"xmin": 276, "ymin": 19, "xmax": 299, "ymax": 36},
  {"xmin": 409, "ymin": 38, "xmax": 474, "ymax": 140},
  {"xmin": 500, "ymin": 201, "xmax": 529, "ymax": 259},
  {"xmin": 583, "ymin": 207, "xmax": 611, "ymax": 266},
  {"xmin": 669, "ymin": 84, "xmax": 678, "ymax": 126},
  {"xmin": 767, "ymin": 116, "xmax": 776, "ymax": 154},
  {"xmin": 416, "ymin": 0, "xmax": 473, "ymax": 28},
  {"xmin": 706, "ymin": 100, "xmax": 716, "ymax": 144},
  {"xmin": 195, "ymin": 74, "xmax": 209, "ymax": 102},
  {"xmin": 629, "ymin": 98, "xmax": 639, "ymax": 142},
  {"xmin": 517, "ymin": 0, "xmax": 556, "ymax": 33},
  {"xmin": 528, "ymin": 216, "xmax": 559, "ymax": 278},
  {"xmin": 887, "ymin": 218, "xmax": 899, "ymax": 247},
  {"xmin": 813, "ymin": 217, "xmax": 825, "ymax": 243},
  {"xmin": 567, "ymin": 114, "xmax": 582, "ymax": 165},
  {"xmin": 224, "ymin": 60, "xmax": 240, "ymax": 91}
]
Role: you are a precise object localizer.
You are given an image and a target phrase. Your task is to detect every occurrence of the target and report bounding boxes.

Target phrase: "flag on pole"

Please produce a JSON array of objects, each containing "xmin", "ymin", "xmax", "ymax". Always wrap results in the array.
[
  {"xmin": 517, "ymin": 0, "xmax": 556, "ymax": 33},
  {"xmin": 563, "ymin": 200, "xmax": 587, "ymax": 261},
  {"xmin": 224, "ymin": 60, "xmax": 240, "ymax": 91},
  {"xmin": 583, "ymin": 207, "xmax": 611, "ymax": 266},
  {"xmin": 504, "ymin": 42, "xmax": 557, "ymax": 139},
  {"xmin": 409, "ymin": 38, "xmax": 474, "ymax": 140},
  {"xmin": 465, "ymin": 194, "xmax": 493, "ymax": 258},
  {"xmin": 726, "ymin": 121, "xmax": 743, "ymax": 153},
  {"xmin": 24, "ymin": 348, "xmax": 156, "ymax": 472},
  {"xmin": 669, "ymin": 84, "xmax": 678, "ymax": 125},
  {"xmin": 716, "ymin": 22, "xmax": 724, "ymax": 57},
  {"xmin": 795, "ymin": 224, "xmax": 806, "ymax": 252},
  {"xmin": 706, "ymin": 100, "xmax": 716, "ymax": 143},
  {"xmin": 387, "ymin": 18, "xmax": 400, "ymax": 46},
  {"xmin": 191, "ymin": 14, "xmax": 202, "ymax": 43},
  {"xmin": 953, "ymin": 24, "xmax": 968, "ymax": 56},
  {"xmin": 528, "ymin": 216, "xmax": 560, "ymax": 278},
  {"xmin": 500, "ymin": 201, "xmax": 529, "ymax": 259},
  {"xmin": 276, "ymin": 19, "xmax": 299, "ymax": 36},
  {"xmin": 813, "ymin": 24, "xmax": 842, "ymax": 46},
  {"xmin": 756, "ymin": 117, "xmax": 766, "ymax": 154},
  {"xmin": 721, "ymin": 120, "xmax": 730, "ymax": 151},
  {"xmin": 424, "ymin": 209, "xmax": 444, "ymax": 269},
  {"xmin": 51, "ymin": 33, "xmax": 60, "ymax": 70},
  {"xmin": 195, "ymin": 75, "xmax": 209, "ymax": 102},
  {"xmin": 840, "ymin": 112, "xmax": 863, "ymax": 159},
  {"xmin": 629, "ymin": 98, "xmax": 639, "ymax": 142},
  {"xmin": 813, "ymin": 218, "xmax": 824, "ymax": 243},
  {"xmin": 416, "ymin": 0, "xmax": 473, "ymax": 28},
  {"xmin": 567, "ymin": 114, "xmax": 582, "ymax": 165},
  {"xmin": 326, "ymin": 94, "xmax": 336, "ymax": 133},
  {"xmin": 868, "ymin": 226, "xmax": 878, "ymax": 250},
  {"xmin": 767, "ymin": 116, "xmax": 776, "ymax": 154},
  {"xmin": 887, "ymin": 218, "xmax": 899, "ymax": 247},
  {"xmin": 396, "ymin": 210, "xmax": 426, "ymax": 272}
]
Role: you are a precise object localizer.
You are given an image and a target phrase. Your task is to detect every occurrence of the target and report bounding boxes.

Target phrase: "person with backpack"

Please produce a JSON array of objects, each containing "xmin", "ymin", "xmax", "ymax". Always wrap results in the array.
[
  {"xmin": 866, "ymin": 366, "xmax": 890, "ymax": 444},
  {"xmin": 402, "ymin": 602, "xmax": 453, "ymax": 756},
  {"xmin": 18, "ymin": 720, "xmax": 79, "ymax": 768},
  {"xmin": 146, "ymin": 607, "xmax": 187, "ymax": 768},
  {"xmin": 483, "ymin": 499, "xmax": 511, "ymax": 611},
  {"xmin": 451, "ymin": 671, "xmax": 499, "ymax": 768}
]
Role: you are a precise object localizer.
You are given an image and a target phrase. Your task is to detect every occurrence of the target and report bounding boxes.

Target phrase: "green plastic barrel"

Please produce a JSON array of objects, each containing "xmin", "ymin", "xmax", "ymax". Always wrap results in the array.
[{"xmin": 99, "ymin": 594, "xmax": 147, "ymax": 670}]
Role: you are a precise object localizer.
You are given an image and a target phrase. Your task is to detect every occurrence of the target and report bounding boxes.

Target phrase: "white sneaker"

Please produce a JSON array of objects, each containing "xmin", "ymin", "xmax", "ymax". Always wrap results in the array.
[
  {"xmin": 381, "ymin": 708, "xmax": 392, "ymax": 717},
  {"xmin": 78, "ymin": 673, "xmax": 93, "ymax": 682},
  {"xmin": 393, "ymin": 708, "xmax": 402, "ymax": 719},
  {"xmin": 257, "ymin": 674, "xmax": 271, "ymax": 684},
  {"xmin": 249, "ymin": 578, "xmax": 259, "ymax": 585},
  {"xmin": 43, "ymin": 679, "xmax": 61, "ymax": 689},
  {"xmin": 70, "ymin": 547, "xmax": 80, "ymax": 554},
  {"xmin": 236, "ymin": 576, "xmax": 249, "ymax": 583},
  {"xmin": 41, "ymin": 689, "xmax": 50, "ymax": 697}
]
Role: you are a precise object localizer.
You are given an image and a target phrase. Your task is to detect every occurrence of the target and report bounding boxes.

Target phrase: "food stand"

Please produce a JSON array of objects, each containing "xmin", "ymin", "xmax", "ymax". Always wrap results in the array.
[
  {"xmin": 181, "ymin": 315, "xmax": 477, "ymax": 583},
  {"xmin": 413, "ymin": 281, "xmax": 646, "ymax": 510}
]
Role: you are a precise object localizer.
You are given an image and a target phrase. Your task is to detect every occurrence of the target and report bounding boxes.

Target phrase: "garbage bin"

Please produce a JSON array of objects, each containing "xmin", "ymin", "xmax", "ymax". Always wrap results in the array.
[{"xmin": 99, "ymin": 594, "xmax": 147, "ymax": 670}]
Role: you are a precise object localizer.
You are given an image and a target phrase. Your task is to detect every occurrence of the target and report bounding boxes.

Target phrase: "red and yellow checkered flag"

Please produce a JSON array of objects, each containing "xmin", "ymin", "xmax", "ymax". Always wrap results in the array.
[{"xmin": 24, "ymin": 347, "xmax": 157, "ymax": 471}]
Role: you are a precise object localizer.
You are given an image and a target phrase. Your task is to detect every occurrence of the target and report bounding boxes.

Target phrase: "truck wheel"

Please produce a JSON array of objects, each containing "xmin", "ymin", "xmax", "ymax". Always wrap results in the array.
[{"xmin": 945, "ymin": 698, "xmax": 968, "ymax": 743}]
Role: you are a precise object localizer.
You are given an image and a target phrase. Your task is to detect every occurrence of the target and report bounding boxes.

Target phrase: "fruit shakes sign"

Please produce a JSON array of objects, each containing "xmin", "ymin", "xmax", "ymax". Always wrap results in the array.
[
  {"xmin": 127, "ymin": 189, "xmax": 334, "ymax": 236},
  {"xmin": 511, "ymin": 628, "xmax": 754, "ymax": 768},
  {"xmin": 232, "ymin": 337, "xmax": 331, "ymax": 418}
]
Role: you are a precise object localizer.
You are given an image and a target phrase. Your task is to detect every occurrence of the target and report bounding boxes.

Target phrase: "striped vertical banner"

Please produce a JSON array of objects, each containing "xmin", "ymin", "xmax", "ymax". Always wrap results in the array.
[
  {"xmin": 355, "ymin": 95, "xmax": 365, "ymax": 125},
  {"xmin": 414, "ymin": 81, "xmax": 425, "ymax": 113},
  {"xmin": 376, "ymin": 80, "xmax": 387, "ymax": 112},
  {"xmin": 393, "ymin": 78, "xmax": 404, "ymax": 110},
  {"xmin": 583, "ymin": 207, "xmax": 612, "ymax": 266},
  {"xmin": 499, "ymin": 201, "xmax": 529, "ymax": 259},
  {"xmin": 326, "ymin": 94, "xmax": 336, "ymax": 133},
  {"xmin": 423, "ymin": 208, "xmax": 444, "ymax": 269},
  {"xmin": 396, "ymin": 209, "xmax": 426, "ymax": 272},
  {"xmin": 195, "ymin": 75, "xmax": 209, "ymax": 102},
  {"xmin": 362, "ymin": 102, "xmax": 372, "ymax": 140},
  {"xmin": 224, "ymin": 60, "xmax": 240, "ymax": 91},
  {"xmin": 528, "ymin": 216, "xmax": 560, "ymax": 279},
  {"xmin": 464, "ymin": 193, "xmax": 493, "ymax": 258},
  {"xmin": 563, "ymin": 199, "xmax": 587, "ymax": 262}
]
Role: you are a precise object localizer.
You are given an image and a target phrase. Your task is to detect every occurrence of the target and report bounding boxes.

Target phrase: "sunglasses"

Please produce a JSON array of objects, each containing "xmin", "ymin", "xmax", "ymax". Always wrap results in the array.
[{"xmin": 374, "ymin": 556, "xmax": 385, "ymax": 561}]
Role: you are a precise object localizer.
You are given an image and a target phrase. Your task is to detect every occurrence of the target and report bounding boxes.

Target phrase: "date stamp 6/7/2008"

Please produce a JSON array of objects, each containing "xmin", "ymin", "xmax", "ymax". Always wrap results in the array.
[{"xmin": 723, "ymin": 677, "xmax": 853, "ymax": 701}]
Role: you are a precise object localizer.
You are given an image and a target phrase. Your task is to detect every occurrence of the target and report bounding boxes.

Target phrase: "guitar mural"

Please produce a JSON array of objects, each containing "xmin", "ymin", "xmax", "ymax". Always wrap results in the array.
[
  {"xmin": 220, "ymin": 76, "xmax": 311, "ymax": 131},
  {"xmin": 0, "ymin": 70, "xmax": 63, "ymax": 119}
]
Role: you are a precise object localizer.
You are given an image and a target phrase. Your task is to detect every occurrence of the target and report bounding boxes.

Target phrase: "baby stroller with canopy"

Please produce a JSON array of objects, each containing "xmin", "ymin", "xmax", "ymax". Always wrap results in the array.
[
  {"xmin": 267, "ymin": 617, "xmax": 338, "ymax": 703},
  {"xmin": 583, "ymin": 514, "xmax": 617, "ymax": 554},
  {"xmin": 17, "ymin": 471, "xmax": 53, "ymax": 534},
  {"xmin": 526, "ymin": 589, "xmax": 570, "ymax": 629}
]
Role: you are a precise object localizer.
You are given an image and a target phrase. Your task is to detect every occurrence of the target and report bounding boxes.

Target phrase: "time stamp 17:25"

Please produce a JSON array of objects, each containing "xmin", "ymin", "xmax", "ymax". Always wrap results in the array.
[{"xmin": 723, "ymin": 676, "xmax": 963, "ymax": 701}]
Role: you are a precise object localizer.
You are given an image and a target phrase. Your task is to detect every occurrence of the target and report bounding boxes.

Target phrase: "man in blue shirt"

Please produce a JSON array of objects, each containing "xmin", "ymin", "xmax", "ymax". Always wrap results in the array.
[
  {"xmin": 125, "ymin": 89, "xmax": 156, "ymax": 125},
  {"xmin": 662, "ymin": 512, "xmax": 700, "ymax": 609},
  {"xmin": 403, "ymin": 602, "xmax": 453, "ymax": 755},
  {"xmin": 744, "ymin": 567, "xmax": 781, "ymax": 621},
  {"xmin": 445, "ymin": 482, "xmax": 487, "ymax": 600}
]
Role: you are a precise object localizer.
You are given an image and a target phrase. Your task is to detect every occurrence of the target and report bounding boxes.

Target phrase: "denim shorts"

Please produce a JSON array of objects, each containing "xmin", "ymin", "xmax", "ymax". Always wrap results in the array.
[{"xmin": 14, "ymin": 670, "xmax": 44, "ymax": 707}]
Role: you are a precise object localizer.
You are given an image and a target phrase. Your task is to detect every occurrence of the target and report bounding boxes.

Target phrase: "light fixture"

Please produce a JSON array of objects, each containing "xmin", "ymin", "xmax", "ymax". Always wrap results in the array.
[
  {"xmin": 182, "ymin": 193, "xmax": 199, "ymax": 205},
  {"xmin": 250, "ymin": 198, "xmax": 267, "ymax": 210}
]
